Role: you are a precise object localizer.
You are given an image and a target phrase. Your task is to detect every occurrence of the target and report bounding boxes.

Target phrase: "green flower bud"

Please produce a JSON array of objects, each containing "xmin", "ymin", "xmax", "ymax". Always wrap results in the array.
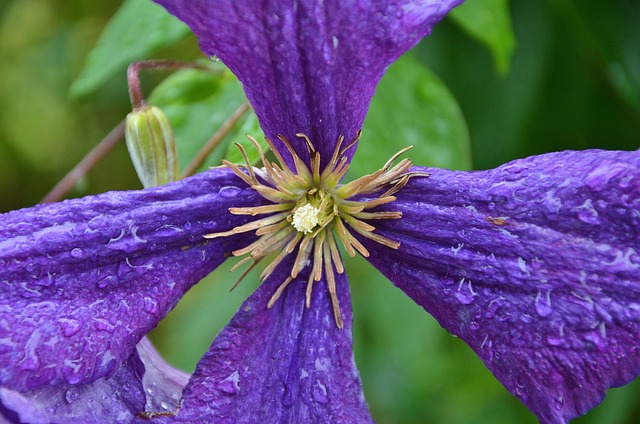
[{"xmin": 125, "ymin": 105, "xmax": 179, "ymax": 188}]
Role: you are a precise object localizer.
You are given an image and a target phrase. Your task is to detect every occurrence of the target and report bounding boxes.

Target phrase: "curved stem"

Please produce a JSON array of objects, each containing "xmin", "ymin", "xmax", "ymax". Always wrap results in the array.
[
  {"xmin": 127, "ymin": 60, "xmax": 213, "ymax": 110},
  {"xmin": 180, "ymin": 102, "xmax": 251, "ymax": 178},
  {"xmin": 40, "ymin": 120, "xmax": 126, "ymax": 203}
]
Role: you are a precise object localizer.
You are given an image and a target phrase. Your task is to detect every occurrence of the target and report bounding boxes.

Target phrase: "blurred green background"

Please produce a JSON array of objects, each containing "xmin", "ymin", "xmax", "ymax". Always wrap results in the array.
[{"xmin": 1, "ymin": 0, "xmax": 639, "ymax": 423}]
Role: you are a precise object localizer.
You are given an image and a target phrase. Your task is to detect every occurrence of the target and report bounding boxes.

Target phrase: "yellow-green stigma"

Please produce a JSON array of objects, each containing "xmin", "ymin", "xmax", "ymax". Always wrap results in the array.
[
  {"xmin": 204, "ymin": 131, "xmax": 425, "ymax": 328},
  {"xmin": 291, "ymin": 204, "xmax": 320, "ymax": 234}
]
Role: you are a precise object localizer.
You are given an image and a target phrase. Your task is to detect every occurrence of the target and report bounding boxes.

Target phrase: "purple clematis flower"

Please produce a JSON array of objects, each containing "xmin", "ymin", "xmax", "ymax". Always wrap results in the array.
[{"xmin": 1, "ymin": 0, "xmax": 640, "ymax": 423}]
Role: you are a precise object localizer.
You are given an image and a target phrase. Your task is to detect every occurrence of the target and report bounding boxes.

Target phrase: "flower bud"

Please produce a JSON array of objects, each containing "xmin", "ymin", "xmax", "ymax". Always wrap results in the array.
[{"xmin": 125, "ymin": 105, "xmax": 179, "ymax": 188}]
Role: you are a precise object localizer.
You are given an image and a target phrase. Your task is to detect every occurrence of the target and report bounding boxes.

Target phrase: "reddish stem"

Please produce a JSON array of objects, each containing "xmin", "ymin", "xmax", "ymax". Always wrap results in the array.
[
  {"xmin": 40, "ymin": 119, "xmax": 126, "ymax": 203},
  {"xmin": 127, "ymin": 60, "xmax": 212, "ymax": 110}
]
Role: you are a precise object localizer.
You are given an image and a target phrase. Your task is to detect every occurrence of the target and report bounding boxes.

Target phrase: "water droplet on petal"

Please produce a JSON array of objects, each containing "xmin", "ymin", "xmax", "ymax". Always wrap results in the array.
[
  {"xmin": 520, "ymin": 314, "xmax": 533, "ymax": 323},
  {"xmin": 70, "ymin": 248, "xmax": 83, "ymax": 258},
  {"xmin": 65, "ymin": 388, "xmax": 80, "ymax": 404},
  {"xmin": 535, "ymin": 290, "xmax": 553, "ymax": 318},
  {"xmin": 485, "ymin": 297, "xmax": 504, "ymax": 319},
  {"xmin": 59, "ymin": 318, "xmax": 82, "ymax": 337},
  {"xmin": 62, "ymin": 358, "xmax": 84, "ymax": 384},
  {"xmin": 312, "ymin": 379, "xmax": 328, "ymax": 404},
  {"xmin": 218, "ymin": 370, "xmax": 240, "ymax": 395},
  {"xmin": 504, "ymin": 162, "xmax": 528, "ymax": 174},
  {"xmin": 577, "ymin": 199, "xmax": 601, "ymax": 224},
  {"xmin": 219, "ymin": 186, "xmax": 242, "ymax": 198},
  {"xmin": 454, "ymin": 278, "xmax": 477, "ymax": 305},
  {"xmin": 143, "ymin": 297, "xmax": 158, "ymax": 314},
  {"xmin": 96, "ymin": 276, "xmax": 113, "ymax": 289},
  {"xmin": 93, "ymin": 319, "xmax": 115, "ymax": 333},
  {"xmin": 546, "ymin": 335, "xmax": 564, "ymax": 347}
]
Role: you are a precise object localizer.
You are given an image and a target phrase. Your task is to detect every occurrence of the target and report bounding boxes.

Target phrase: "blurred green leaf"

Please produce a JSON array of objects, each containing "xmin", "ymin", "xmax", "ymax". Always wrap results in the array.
[
  {"xmin": 70, "ymin": 0, "xmax": 190, "ymax": 97},
  {"xmin": 148, "ymin": 66, "xmax": 259, "ymax": 173},
  {"xmin": 353, "ymin": 54, "xmax": 471, "ymax": 178},
  {"xmin": 450, "ymin": 0, "xmax": 516, "ymax": 75},
  {"xmin": 549, "ymin": 0, "xmax": 640, "ymax": 123}
]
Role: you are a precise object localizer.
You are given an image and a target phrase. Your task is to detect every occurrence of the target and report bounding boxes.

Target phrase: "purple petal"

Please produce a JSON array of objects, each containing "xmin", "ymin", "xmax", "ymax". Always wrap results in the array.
[
  {"xmin": 0, "ymin": 168, "xmax": 263, "ymax": 392},
  {"xmin": 153, "ymin": 263, "xmax": 372, "ymax": 423},
  {"xmin": 0, "ymin": 338, "xmax": 189, "ymax": 423},
  {"xmin": 363, "ymin": 149, "xmax": 640, "ymax": 423},
  {"xmin": 0, "ymin": 347, "xmax": 146, "ymax": 424},
  {"xmin": 136, "ymin": 337, "xmax": 189, "ymax": 415},
  {"xmin": 152, "ymin": 0, "xmax": 462, "ymax": 166}
]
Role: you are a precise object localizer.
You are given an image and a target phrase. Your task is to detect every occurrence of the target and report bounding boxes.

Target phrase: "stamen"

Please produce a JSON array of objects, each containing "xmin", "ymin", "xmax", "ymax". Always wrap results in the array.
[
  {"xmin": 230, "ymin": 203, "xmax": 294, "ymax": 216},
  {"xmin": 274, "ymin": 135, "xmax": 312, "ymax": 180},
  {"xmin": 323, "ymin": 242, "xmax": 343, "ymax": 329},
  {"xmin": 221, "ymin": 160, "xmax": 256, "ymax": 186},
  {"xmin": 209, "ymin": 132, "xmax": 424, "ymax": 328},
  {"xmin": 267, "ymin": 276, "xmax": 294, "ymax": 308},
  {"xmin": 338, "ymin": 130, "xmax": 361, "ymax": 157},
  {"xmin": 381, "ymin": 174, "xmax": 410, "ymax": 198},
  {"xmin": 383, "ymin": 145, "xmax": 413, "ymax": 171},
  {"xmin": 292, "ymin": 236, "xmax": 313, "ymax": 278},
  {"xmin": 230, "ymin": 259, "xmax": 261, "ymax": 291},
  {"xmin": 353, "ymin": 211, "xmax": 402, "ymax": 220},
  {"xmin": 230, "ymin": 256, "xmax": 256, "ymax": 272},
  {"xmin": 261, "ymin": 245, "xmax": 293, "ymax": 280},
  {"xmin": 326, "ymin": 230, "xmax": 344, "ymax": 274},
  {"xmin": 341, "ymin": 196, "xmax": 397, "ymax": 209},
  {"xmin": 321, "ymin": 135, "xmax": 344, "ymax": 179},
  {"xmin": 341, "ymin": 214, "xmax": 376, "ymax": 233},
  {"xmin": 295, "ymin": 133, "xmax": 316, "ymax": 154},
  {"xmin": 203, "ymin": 211, "xmax": 289, "ymax": 239},
  {"xmin": 252, "ymin": 185, "xmax": 298, "ymax": 202},
  {"xmin": 256, "ymin": 219, "xmax": 290, "ymax": 236},
  {"xmin": 235, "ymin": 143, "xmax": 258, "ymax": 179},
  {"xmin": 255, "ymin": 136, "xmax": 295, "ymax": 178}
]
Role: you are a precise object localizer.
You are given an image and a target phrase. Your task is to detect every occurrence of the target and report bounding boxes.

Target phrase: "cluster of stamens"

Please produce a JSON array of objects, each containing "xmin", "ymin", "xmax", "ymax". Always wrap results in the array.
[{"xmin": 204, "ymin": 132, "xmax": 426, "ymax": 328}]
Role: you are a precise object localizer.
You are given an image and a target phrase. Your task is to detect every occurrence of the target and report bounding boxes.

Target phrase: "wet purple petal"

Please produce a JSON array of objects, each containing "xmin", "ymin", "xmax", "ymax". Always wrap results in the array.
[
  {"xmin": 136, "ymin": 337, "xmax": 188, "ymax": 416},
  {"xmin": 0, "ymin": 338, "xmax": 189, "ymax": 423},
  {"xmin": 364, "ymin": 149, "xmax": 640, "ymax": 423},
  {"xmin": 0, "ymin": 348, "xmax": 146, "ymax": 424},
  {"xmin": 0, "ymin": 168, "xmax": 263, "ymax": 392},
  {"xmin": 153, "ymin": 263, "xmax": 372, "ymax": 423},
  {"xmin": 152, "ymin": 0, "xmax": 462, "ymax": 166}
]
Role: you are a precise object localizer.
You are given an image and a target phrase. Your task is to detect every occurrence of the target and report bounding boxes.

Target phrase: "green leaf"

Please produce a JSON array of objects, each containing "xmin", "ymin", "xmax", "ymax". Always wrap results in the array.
[
  {"xmin": 148, "ymin": 66, "xmax": 258, "ymax": 173},
  {"xmin": 450, "ymin": 0, "xmax": 516, "ymax": 75},
  {"xmin": 353, "ymin": 55, "xmax": 471, "ymax": 178},
  {"xmin": 70, "ymin": 0, "xmax": 190, "ymax": 97}
]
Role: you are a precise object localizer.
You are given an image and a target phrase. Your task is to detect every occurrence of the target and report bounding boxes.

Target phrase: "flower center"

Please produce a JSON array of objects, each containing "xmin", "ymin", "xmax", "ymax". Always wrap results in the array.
[
  {"xmin": 291, "ymin": 203, "xmax": 321, "ymax": 234},
  {"xmin": 204, "ymin": 132, "xmax": 427, "ymax": 328}
]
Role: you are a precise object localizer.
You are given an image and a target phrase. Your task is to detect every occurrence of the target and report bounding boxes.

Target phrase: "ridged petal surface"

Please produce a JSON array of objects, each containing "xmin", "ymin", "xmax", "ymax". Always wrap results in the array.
[
  {"xmin": 152, "ymin": 0, "xmax": 462, "ymax": 167},
  {"xmin": 363, "ymin": 149, "xmax": 640, "ymax": 423},
  {"xmin": 0, "ymin": 168, "xmax": 262, "ymax": 392},
  {"xmin": 152, "ymin": 265, "xmax": 372, "ymax": 423}
]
